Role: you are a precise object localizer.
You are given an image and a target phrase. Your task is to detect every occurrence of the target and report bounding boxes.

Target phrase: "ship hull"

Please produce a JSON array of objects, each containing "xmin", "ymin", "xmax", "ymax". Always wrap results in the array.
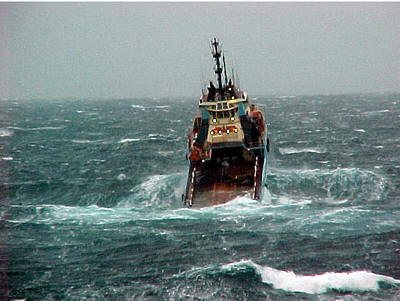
[{"xmin": 185, "ymin": 145, "xmax": 265, "ymax": 207}]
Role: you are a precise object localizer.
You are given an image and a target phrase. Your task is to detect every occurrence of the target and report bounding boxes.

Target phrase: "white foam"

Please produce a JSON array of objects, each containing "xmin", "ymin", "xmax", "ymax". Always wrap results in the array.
[
  {"xmin": 183, "ymin": 195, "xmax": 281, "ymax": 220},
  {"xmin": 223, "ymin": 260, "xmax": 400, "ymax": 294},
  {"xmin": 71, "ymin": 139, "xmax": 107, "ymax": 144},
  {"xmin": 274, "ymin": 195, "xmax": 312, "ymax": 207},
  {"xmin": 0, "ymin": 129, "xmax": 13, "ymax": 137},
  {"xmin": 118, "ymin": 173, "xmax": 185, "ymax": 210},
  {"xmin": 117, "ymin": 173, "xmax": 127, "ymax": 180},
  {"xmin": 131, "ymin": 104, "xmax": 145, "ymax": 109},
  {"xmin": 147, "ymin": 105, "xmax": 169, "ymax": 109},
  {"xmin": 119, "ymin": 138, "xmax": 140, "ymax": 143},
  {"xmin": 71, "ymin": 139, "xmax": 92, "ymax": 144},
  {"xmin": 158, "ymin": 151, "xmax": 174, "ymax": 156},
  {"xmin": 119, "ymin": 135, "xmax": 178, "ymax": 143},
  {"xmin": 362, "ymin": 109, "xmax": 390, "ymax": 116},
  {"xmin": 277, "ymin": 95, "xmax": 296, "ymax": 99},
  {"xmin": 10, "ymin": 126, "xmax": 64, "ymax": 131},
  {"xmin": 131, "ymin": 104, "xmax": 168, "ymax": 110},
  {"xmin": 6, "ymin": 203, "xmax": 193, "ymax": 225},
  {"xmin": 354, "ymin": 129, "xmax": 366, "ymax": 133},
  {"xmin": 278, "ymin": 147, "xmax": 326, "ymax": 155},
  {"xmin": 1, "ymin": 157, "xmax": 13, "ymax": 161}
]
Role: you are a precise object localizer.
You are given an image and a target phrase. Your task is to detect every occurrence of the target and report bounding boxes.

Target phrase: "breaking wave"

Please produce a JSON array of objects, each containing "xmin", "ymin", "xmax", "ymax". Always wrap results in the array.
[
  {"xmin": 221, "ymin": 260, "xmax": 400, "ymax": 294},
  {"xmin": 118, "ymin": 173, "xmax": 185, "ymax": 209},
  {"xmin": 5, "ymin": 172, "xmax": 398, "ymax": 239}
]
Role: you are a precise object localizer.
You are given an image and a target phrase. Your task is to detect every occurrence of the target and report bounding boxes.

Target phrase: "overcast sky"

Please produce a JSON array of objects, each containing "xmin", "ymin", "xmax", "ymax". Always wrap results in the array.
[{"xmin": 0, "ymin": 2, "xmax": 399, "ymax": 99}]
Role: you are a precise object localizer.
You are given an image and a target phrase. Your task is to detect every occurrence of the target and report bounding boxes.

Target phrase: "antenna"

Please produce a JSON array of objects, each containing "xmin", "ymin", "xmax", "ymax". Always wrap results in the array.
[
  {"xmin": 223, "ymin": 53, "xmax": 228, "ymax": 86},
  {"xmin": 211, "ymin": 38, "xmax": 223, "ymax": 98}
]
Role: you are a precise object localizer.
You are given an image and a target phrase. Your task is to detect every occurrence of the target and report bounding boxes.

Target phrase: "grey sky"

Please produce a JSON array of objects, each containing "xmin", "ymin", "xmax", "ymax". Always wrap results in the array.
[{"xmin": 1, "ymin": 2, "xmax": 399, "ymax": 99}]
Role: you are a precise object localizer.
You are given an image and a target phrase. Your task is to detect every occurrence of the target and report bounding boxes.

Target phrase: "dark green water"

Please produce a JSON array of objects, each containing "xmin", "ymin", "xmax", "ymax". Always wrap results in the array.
[{"xmin": 1, "ymin": 94, "xmax": 400, "ymax": 300}]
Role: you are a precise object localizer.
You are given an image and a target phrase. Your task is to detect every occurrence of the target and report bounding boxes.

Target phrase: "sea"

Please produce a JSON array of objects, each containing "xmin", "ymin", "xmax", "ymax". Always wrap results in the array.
[{"xmin": 0, "ymin": 93, "xmax": 399, "ymax": 300}]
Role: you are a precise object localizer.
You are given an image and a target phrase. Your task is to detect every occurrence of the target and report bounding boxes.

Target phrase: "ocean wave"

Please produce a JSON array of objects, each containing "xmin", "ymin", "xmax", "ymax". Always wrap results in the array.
[
  {"xmin": 361, "ymin": 109, "xmax": 390, "ymax": 116},
  {"xmin": 5, "ymin": 203, "xmax": 203, "ymax": 225},
  {"xmin": 3, "ymin": 186, "xmax": 276, "ymax": 226},
  {"xmin": 0, "ymin": 128, "xmax": 13, "ymax": 137},
  {"xmin": 268, "ymin": 167, "xmax": 386, "ymax": 203},
  {"xmin": 5, "ymin": 174, "xmax": 270, "ymax": 225},
  {"xmin": 277, "ymin": 95, "xmax": 296, "ymax": 99},
  {"xmin": 1, "ymin": 157, "xmax": 13, "ymax": 161},
  {"xmin": 8, "ymin": 126, "xmax": 65, "ymax": 131},
  {"xmin": 354, "ymin": 128, "xmax": 366, "ymax": 133},
  {"xmin": 221, "ymin": 260, "xmax": 400, "ymax": 294},
  {"xmin": 118, "ymin": 134, "xmax": 181, "ymax": 144},
  {"xmin": 71, "ymin": 139, "xmax": 106, "ymax": 144},
  {"xmin": 147, "ymin": 133, "xmax": 181, "ymax": 141},
  {"xmin": 119, "ymin": 138, "xmax": 141, "ymax": 143},
  {"xmin": 118, "ymin": 173, "xmax": 185, "ymax": 210},
  {"xmin": 278, "ymin": 147, "xmax": 326, "ymax": 155},
  {"xmin": 131, "ymin": 104, "xmax": 169, "ymax": 110},
  {"xmin": 157, "ymin": 151, "xmax": 175, "ymax": 156},
  {"xmin": 5, "ymin": 189, "xmax": 398, "ymax": 239},
  {"xmin": 3, "ymin": 167, "xmax": 390, "ymax": 229}
]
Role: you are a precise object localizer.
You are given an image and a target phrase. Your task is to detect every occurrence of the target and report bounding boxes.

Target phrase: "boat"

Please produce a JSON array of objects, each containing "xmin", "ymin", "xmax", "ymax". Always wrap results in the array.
[{"xmin": 183, "ymin": 38, "xmax": 270, "ymax": 207}]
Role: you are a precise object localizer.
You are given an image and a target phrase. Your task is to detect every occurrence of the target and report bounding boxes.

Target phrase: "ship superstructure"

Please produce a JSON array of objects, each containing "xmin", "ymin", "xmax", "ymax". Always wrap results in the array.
[{"xmin": 184, "ymin": 38, "xmax": 269, "ymax": 207}]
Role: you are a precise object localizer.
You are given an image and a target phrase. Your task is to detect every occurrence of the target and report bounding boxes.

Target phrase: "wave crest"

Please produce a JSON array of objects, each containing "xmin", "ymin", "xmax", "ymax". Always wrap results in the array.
[
  {"xmin": 278, "ymin": 147, "xmax": 326, "ymax": 155},
  {"xmin": 0, "ymin": 128, "xmax": 13, "ymax": 137},
  {"xmin": 268, "ymin": 167, "xmax": 386, "ymax": 203},
  {"xmin": 222, "ymin": 260, "xmax": 400, "ymax": 294}
]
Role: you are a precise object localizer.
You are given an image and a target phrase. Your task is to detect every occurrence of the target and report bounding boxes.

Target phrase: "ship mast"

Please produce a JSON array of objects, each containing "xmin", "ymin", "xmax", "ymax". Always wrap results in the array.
[
  {"xmin": 223, "ymin": 53, "xmax": 228, "ymax": 86},
  {"xmin": 211, "ymin": 38, "xmax": 224, "ymax": 99}
]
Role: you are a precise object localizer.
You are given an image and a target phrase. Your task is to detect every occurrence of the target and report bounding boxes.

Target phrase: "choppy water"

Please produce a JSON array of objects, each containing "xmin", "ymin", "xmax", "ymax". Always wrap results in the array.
[{"xmin": 1, "ymin": 94, "xmax": 400, "ymax": 300}]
